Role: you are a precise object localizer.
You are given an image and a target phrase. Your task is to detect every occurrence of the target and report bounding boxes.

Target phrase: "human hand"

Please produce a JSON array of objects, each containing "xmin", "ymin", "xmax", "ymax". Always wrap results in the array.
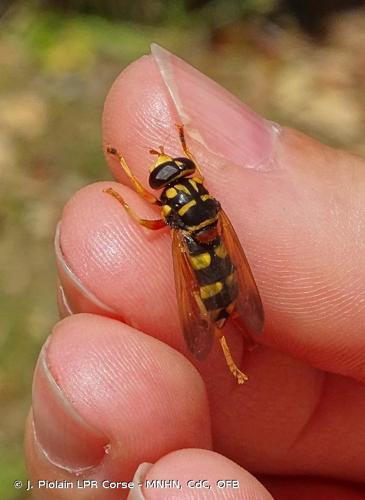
[{"xmin": 25, "ymin": 46, "xmax": 365, "ymax": 499}]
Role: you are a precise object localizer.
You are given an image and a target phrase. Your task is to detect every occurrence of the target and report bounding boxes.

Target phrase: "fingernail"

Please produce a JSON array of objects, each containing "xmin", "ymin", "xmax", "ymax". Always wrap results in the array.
[
  {"xmin": 127, "ymin": 462, "xmax": 153, "ymax": 500},
  {"xmin": 55, "ymin": 222, "xmax": 119, "ymax": 318},
  {"xmin": 151, "ymin": 44, "xmax": 280, "ymax": 170},
  {"xmin": 32, "ymin": 337, "xmax": 108, "ymax": 472},
  {"xmin": 56, "ymin": 281, "xmax": 73, "ymax": 317}
]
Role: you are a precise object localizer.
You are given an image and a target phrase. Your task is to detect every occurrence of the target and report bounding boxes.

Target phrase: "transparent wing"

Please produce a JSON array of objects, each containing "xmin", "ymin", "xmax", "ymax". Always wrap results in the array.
[
  {"xmin": 172, "ymin": 229, "xmax": 214, "ymax": 359},
  {"xmin": 218, "ymin": 210, "xmax": 264, "ymax": 335}
]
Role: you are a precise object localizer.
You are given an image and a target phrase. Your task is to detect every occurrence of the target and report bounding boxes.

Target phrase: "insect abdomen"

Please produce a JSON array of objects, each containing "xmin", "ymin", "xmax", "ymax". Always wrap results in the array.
[{"xmin": 187, "ymin": 237, "xmax": 238, "ymax": 325}]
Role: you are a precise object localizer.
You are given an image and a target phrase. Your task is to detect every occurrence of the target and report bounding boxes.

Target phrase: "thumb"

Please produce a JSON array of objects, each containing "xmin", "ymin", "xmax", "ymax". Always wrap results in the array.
[
  {"xmin": 102, "ymin": 46, "xmax": 365, "ymax": 382},
  {"xmin": 128, "ymin": 449, "xmax": 273, "ymax": 500}
]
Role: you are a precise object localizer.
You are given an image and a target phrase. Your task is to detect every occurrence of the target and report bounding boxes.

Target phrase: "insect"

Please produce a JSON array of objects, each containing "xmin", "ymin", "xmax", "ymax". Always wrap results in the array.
[{"xmin": 105, "ymin": 125, "xmax": 264, "ymax": 384}]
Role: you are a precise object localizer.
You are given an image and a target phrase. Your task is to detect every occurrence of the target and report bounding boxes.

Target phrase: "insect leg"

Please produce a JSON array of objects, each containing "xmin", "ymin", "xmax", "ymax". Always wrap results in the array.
[
  {"xmin": 218, "ymin": 333, "xmax": 248, "ymax": 384},
  {"xmin": 104, "ymin": 188, "xmax": 166, "ymax": 230},
  {"xmin": 176, "ymin": 124, "xmax": 204, "ymax": 181},
  {"xmin": 106, "ymin": 146, "xmax": 159, "ymax": 204}
]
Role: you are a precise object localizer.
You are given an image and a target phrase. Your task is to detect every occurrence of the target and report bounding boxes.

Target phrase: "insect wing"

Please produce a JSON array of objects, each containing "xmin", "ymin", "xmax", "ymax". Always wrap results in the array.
[
  {"xmin": 172, "ymin": 229, "xmax": 214, "ymax": 359},
  {"xmin": 218, "ymin": 210, "xmax": 264, "ymax": 334}
]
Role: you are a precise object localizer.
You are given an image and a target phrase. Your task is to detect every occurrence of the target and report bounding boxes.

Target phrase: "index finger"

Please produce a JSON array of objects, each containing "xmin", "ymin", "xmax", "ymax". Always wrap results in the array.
[
  {"xmin": 97, "ymin": 46, "xmax": 365, "ymax": 382},
  {"xmin": 57, "ymin": 48, "xmax": 365, "ymax": 481}
]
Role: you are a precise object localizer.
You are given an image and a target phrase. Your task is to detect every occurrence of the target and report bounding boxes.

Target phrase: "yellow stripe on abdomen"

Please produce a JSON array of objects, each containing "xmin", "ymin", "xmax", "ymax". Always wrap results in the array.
[
  {"xmin": 200, "ymin": 281, "xmax": 223, "ymax": 299},
  {"xmin": 225, "ymin": 272, "xmax": 235, "ymax": 286},
  {"xmin": 189, "ymin": 252, "xmax": 211, "ymax": 270},
  {"xmin": 215, "ymin": 243, "xmax": 227, "ymax": 259}
]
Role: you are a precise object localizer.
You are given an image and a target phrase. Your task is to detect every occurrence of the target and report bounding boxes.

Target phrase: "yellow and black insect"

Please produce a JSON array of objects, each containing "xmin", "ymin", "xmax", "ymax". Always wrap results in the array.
[{"xmin": 105, "ymin": 125, "xmax": 264, "ymax": 384}]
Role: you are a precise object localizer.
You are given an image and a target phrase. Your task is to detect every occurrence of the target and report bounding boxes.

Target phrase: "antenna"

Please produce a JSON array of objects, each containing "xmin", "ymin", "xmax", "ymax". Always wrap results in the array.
[{"xmin": 149, "ymin": 146, "xmax": 165, "ymax": 156}]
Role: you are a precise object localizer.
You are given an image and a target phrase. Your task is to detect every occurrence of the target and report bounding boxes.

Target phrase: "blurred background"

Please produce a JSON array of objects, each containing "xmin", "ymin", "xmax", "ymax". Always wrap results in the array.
[{"xmin": 1, "ymin": 0, "xmax": 365, "ymax": 497}]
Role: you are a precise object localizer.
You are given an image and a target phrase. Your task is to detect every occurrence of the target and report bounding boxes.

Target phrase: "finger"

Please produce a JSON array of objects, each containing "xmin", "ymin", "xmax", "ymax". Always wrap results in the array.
[
  {"xmin": 25, "ymin": 314, "xmax": 211, "ymax": 500},
  {"xmin": 56, "ymin": 51, "xmax": 365, "ymax": 480},
  {"xmin": 128, "ymin": 449, "xmax": 274, "ymax": 500},
  {"xmin": 56, "ymin": 182, "xmax": 365, "ymax": 483},
  {"xmin": 99, "ymin": 47, "xmax": 365, "ymax": 381},
  {"xmin": 56, "ymin": 182, "xmax": 181, "ymax": 351}
]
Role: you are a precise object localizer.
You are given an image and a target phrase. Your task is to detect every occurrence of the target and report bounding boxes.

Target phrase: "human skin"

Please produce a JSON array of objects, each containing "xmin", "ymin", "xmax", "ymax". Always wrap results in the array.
[{"xmin": 25, "ymin": 46, "xmax": 365, "ymax": 499}]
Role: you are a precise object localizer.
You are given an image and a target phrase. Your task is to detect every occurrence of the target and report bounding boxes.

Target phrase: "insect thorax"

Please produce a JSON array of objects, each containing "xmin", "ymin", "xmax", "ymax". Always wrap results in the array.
[{"xmin": 160, "ymin": 177, "xmax": 220, "ymax": 231}]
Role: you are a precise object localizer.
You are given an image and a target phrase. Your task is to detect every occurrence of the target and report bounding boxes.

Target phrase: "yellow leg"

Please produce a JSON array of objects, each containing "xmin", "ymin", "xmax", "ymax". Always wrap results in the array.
[
  {"xmin": 104, "ymin": 188, "xmax": 166, "ymax": 230},
  {"xmin": 106, "ymin": 146, "xmax": 159, "ymax": 205},
  {"xmin": 219, "ymin": 335, "xmax": 248, "ymax": 384},
  {"xmin": 176, "ymin": 124, "xmax": 204, "ymax": 181}
]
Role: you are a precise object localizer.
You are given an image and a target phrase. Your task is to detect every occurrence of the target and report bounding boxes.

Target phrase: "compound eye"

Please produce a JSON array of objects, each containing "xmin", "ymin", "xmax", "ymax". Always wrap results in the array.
[{"xmin": 149, "ymin": 161, "xmax": 180, "ymax": 189}]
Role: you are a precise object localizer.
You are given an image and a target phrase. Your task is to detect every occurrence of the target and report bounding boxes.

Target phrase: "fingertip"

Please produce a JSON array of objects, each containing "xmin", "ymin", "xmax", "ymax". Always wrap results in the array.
[
  {"xmin": 100, "ymin": 49, "xmax": 365, "ymax": 382},
  {"xmin": 102, "ymin": 55, "xmax": 177, "ymax": 184},
  {"xmin": 58, "ymin": 181, "xmax": 179, "ymax": 347},
  {"xmin": 27, "ymin": 314, "xmax": 211, "ymax": 491},
  {"xmin": 131, "ymin": 449, "xmax": 273, "ymax": 500}
]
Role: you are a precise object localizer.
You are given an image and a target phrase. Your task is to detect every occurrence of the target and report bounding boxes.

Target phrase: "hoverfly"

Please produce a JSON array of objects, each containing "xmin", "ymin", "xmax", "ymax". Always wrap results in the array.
[{"xmin": 105, "ymin": 125, "xmax": 264, "ymax": 383}]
